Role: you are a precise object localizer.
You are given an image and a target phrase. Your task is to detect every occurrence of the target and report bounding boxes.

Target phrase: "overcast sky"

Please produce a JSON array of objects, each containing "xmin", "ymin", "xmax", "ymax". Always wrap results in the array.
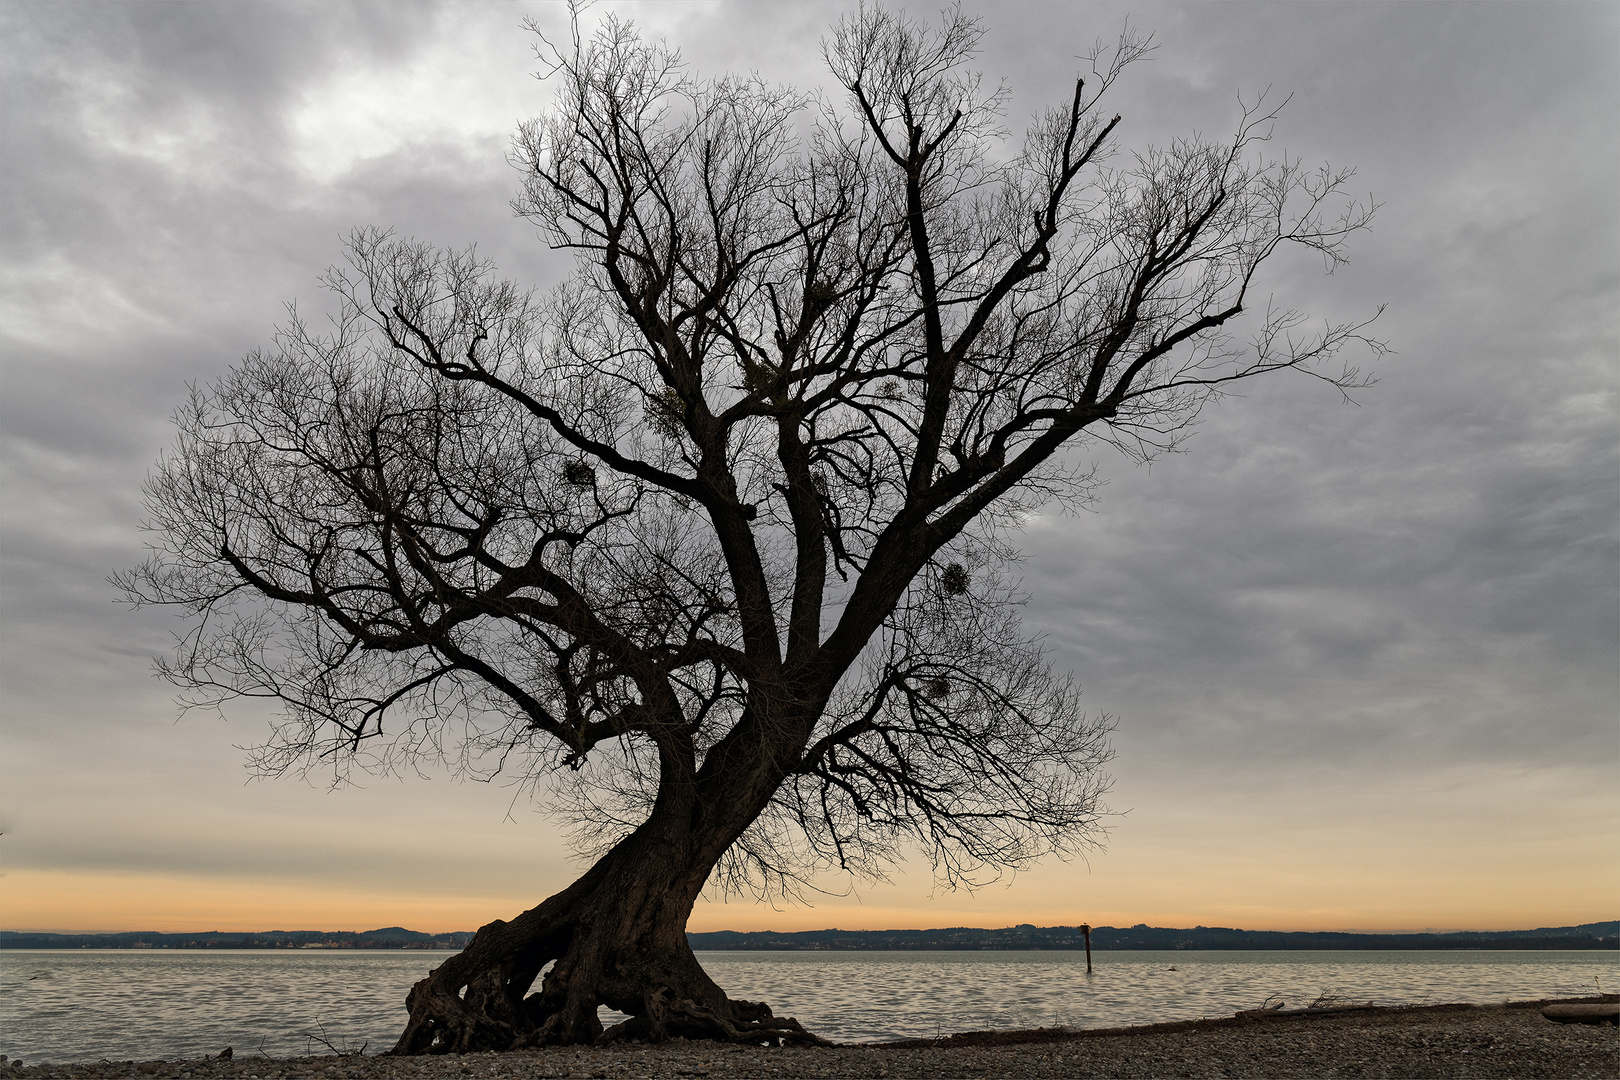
[{"xmin": 2, "ymin": 1, "xmax": 1615, "ymax": 936}]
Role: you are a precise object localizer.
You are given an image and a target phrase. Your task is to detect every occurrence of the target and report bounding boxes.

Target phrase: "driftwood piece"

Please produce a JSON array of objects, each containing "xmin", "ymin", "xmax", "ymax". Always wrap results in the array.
[{"xmin": 1541, "ymin": 1003, "xmax": 1619, "ymax": 1026}]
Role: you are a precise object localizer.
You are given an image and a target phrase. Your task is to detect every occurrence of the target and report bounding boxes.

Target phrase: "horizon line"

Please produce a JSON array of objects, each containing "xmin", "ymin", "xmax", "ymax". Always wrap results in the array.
[{"xmin": 6, "ymin": 919, "xmax": 1613, "ymax": 938}]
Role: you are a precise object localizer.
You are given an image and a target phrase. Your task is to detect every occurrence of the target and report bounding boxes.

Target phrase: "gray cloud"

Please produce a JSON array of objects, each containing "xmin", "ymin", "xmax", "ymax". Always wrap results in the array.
[{"xmin": 983, "ymin": 2, "xmax": 1620, "ymax": 783}]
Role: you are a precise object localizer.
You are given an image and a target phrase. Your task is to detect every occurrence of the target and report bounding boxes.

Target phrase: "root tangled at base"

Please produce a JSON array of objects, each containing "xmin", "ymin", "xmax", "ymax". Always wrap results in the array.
[{"xmin": 599, "ymin": 992, "xmax": 830, "ymax": 1047}]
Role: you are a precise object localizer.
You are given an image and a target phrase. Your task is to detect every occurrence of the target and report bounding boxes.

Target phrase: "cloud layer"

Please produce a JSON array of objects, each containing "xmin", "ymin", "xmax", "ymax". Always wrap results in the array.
[{"xmin": 1, "ymin": 1, "xmax": 1614, "ymax": 933}]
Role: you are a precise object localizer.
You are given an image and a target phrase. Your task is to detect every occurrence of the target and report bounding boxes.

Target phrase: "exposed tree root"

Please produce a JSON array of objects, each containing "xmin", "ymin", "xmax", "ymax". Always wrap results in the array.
[
  {"xmin": 598, "ymin": 992, "xmax": 830, "ymax": 1047},
  {"xmin": 390, "ymin": 886, "xmax": 828, "ymax": 1054}
]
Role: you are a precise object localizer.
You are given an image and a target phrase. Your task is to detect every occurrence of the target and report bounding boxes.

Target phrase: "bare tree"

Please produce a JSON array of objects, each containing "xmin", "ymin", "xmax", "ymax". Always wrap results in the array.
[{"xmin": 119, "ymin": 5, "xmax": 1377, "ymax": 1053}]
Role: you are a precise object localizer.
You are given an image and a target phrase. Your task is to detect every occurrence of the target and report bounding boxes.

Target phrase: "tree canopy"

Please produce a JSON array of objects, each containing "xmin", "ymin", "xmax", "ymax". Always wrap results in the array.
[{"xmin": 120, "ymin": 6, "xmax": 1377, "ymax": 1051}]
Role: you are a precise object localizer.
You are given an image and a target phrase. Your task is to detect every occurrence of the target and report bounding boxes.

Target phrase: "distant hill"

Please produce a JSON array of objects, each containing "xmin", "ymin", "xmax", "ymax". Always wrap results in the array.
[
  {"xmin": 0, "ymin": 927, "xmax": 475, "ymax": 950},
  {"xmin": 684, "ymin": 921, "xmax": 1620, "ymax": 952},
  {"xmin": 5, "ymin": 921, "xmax": 1614, "ymax": 950}
]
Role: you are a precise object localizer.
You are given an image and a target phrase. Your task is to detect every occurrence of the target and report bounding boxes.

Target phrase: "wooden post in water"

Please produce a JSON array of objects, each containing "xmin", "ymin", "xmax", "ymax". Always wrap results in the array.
[{"xmin": 1081, "ymin": 923, "xmax": 1092, "ymax": 973}]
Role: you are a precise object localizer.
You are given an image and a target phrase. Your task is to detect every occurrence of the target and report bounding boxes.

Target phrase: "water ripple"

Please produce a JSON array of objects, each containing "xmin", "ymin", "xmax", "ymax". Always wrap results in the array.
[{"xmin": 1, "ymin": 949, "xmax": 1613, "ymax": 1064}]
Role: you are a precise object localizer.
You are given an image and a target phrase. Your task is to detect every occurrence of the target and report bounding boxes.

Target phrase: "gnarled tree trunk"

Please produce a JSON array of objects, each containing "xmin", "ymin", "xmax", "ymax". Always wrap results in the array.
[{"xmin": 391, "ymin": 749, "xmax": 827, "ymax": 1053}]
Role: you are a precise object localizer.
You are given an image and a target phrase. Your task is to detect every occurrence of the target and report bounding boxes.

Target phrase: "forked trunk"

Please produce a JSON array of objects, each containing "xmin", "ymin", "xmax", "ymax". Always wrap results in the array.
[{"xmin": 390, "ymin": 819, "xmax": 826, "ymax": 1053}]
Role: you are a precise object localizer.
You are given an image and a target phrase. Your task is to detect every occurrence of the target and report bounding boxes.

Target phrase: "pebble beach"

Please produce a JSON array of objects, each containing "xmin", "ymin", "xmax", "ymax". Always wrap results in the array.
[{"xmin": 2, "ymin": 998, "xmax": 1614, "ymax": 1079}]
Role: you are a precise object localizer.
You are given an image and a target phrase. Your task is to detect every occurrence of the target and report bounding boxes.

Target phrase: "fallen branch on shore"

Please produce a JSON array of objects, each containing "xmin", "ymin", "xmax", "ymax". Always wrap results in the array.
[{"xmin": 1542, "ymin": 1000, "xmax": 1619, "ymax": 1026}]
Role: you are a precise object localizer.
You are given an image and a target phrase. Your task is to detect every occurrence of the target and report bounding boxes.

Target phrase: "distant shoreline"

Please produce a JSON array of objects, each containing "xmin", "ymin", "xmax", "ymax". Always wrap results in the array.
[
  {"xmin": 688, "ymin": 922, "xmax": 1619, "ymax": 952},
  {"xmin": 3, "ymin": 921, "xmax": 1615, "ymax": 951}
]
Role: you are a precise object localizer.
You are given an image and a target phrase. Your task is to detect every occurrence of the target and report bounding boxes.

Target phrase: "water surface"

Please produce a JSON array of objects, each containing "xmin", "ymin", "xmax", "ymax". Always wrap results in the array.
[{"xmin": 1, "ymin": 949, "xmax": 1612, "ymax": 1064}]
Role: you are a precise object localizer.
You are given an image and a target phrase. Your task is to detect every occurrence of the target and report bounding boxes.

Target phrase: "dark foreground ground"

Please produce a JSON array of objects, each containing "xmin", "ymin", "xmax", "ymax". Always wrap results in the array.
[{"xmin": 3, "ymin": 998, "xmax": 1614, "ymax": 1079}]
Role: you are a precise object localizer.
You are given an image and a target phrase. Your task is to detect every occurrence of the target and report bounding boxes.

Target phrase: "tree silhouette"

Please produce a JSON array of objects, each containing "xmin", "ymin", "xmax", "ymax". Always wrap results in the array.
[{"xmin": 120, "ymin": 5, "xmax": 1377, "ymax": 1052}]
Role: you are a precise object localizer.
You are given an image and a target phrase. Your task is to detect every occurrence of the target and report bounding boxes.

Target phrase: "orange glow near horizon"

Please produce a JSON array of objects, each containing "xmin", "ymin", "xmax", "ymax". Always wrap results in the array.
[
  {"xmin": 6, "ymin": 759, "xmax": 1613, "ymax": 939},
  {"xmin": 0, "ymin": 870, "xmax": 540, "ymax": 936},
  {"xmin": 4, "ymin": 866, "xmax": 1612, "ymax": 938}
]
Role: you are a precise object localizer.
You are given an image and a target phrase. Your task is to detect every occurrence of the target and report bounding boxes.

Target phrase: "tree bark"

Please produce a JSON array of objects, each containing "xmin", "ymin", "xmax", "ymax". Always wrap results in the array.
[{"xmin": 390, "ymin": 812, "xmax": 827, "ymax": 1053}]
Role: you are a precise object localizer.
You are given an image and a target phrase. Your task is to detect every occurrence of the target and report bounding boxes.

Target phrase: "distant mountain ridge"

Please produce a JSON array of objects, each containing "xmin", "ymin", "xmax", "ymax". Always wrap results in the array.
[
  {"xmin": 686, "ymin": 921, "xmax": 1619, "ymax": 951},
  {"xmin": 3, "ymin": 921, "xmax": 1614, "ymax": 950},
  {"xmin": 0, "ymin": 926, "xmax": 476, "ymax": 950}
]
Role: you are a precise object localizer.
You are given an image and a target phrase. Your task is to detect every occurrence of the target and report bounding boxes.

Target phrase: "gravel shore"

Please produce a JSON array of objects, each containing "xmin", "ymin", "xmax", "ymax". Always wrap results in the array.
[{"xmin": 3, "ymin": 998, "xmax": 1613, "ymax": 1079}]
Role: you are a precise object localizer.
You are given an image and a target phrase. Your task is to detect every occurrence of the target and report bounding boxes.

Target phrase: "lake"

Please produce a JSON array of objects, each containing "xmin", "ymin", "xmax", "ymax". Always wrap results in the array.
[{"xmin": 1, "ymin": 949, "xmax": 1613, "ymax": 1064}]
